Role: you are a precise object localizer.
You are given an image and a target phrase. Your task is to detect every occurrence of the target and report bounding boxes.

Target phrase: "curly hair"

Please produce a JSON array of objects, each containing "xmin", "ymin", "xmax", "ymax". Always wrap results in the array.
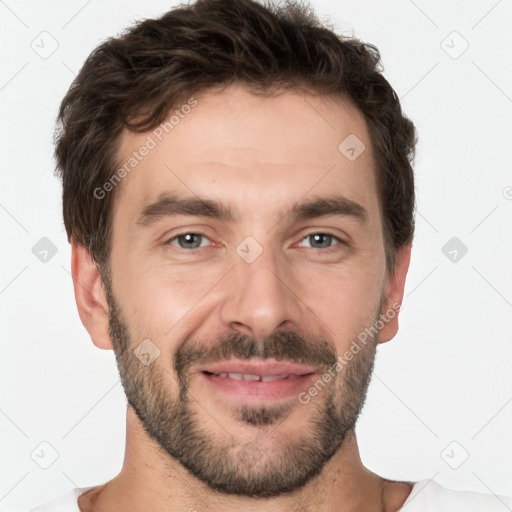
[{"xmin": 55, "ymin": 0, "xmax": 416, "ymax": 276}]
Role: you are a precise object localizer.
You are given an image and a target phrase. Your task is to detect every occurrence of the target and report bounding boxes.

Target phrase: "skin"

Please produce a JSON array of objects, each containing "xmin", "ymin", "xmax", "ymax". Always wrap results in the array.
[{"xmin": 72, "ymin": 83, "xmax": 413, "ymax": 511}]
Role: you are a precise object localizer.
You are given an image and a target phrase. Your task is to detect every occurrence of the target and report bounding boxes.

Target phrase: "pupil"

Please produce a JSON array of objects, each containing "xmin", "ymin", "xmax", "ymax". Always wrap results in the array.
[
  {"xmin": 181, "ymin": 233, "xmax": 201, "ymax": 248},
  {"xmin": 313, "ymin": 234, "xmax": 330, "ymax": 248}
]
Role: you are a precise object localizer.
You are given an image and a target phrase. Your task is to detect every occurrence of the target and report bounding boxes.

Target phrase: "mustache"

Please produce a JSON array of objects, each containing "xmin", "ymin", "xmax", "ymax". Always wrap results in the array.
[{"xmin": 174, "ymin": 330, "xmax": 338, "ymax": 377}]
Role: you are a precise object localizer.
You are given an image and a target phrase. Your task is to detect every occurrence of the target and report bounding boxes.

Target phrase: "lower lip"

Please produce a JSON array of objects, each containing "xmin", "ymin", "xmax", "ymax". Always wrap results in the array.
[{"xmin": 199, "ymin": 372, "xmax": 317, "ymax": 403}]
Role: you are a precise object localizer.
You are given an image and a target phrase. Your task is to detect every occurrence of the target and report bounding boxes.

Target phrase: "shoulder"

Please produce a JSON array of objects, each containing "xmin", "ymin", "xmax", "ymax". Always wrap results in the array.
[
  {"xmin": 29, "ymin": 486, "xmax": 96, "ymax": 512},
  {"xmin": 399, "ymin": 479, "xmax": 512, "ymax": 511}
]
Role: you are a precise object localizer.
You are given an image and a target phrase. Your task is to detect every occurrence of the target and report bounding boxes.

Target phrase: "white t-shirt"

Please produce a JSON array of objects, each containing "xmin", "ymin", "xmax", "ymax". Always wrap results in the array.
[{"xmin": 30, "ymin": 479, "xmax": 512, "ymax": 511}]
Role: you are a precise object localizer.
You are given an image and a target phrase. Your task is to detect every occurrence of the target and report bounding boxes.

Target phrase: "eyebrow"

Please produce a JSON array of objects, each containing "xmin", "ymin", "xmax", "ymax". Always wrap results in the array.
[{"xmin": 136, "ymin": 193, "xmax": 369, "ymax": 227}]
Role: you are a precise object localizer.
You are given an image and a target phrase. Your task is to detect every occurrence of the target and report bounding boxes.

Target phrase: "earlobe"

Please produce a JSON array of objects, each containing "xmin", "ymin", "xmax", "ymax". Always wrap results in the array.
[
  {"xmin": 378, "ymin": 242, "xmax": 412, "ymax": 344},
  {"xmin": 71, "ymin": 243, "xmax": 113, "ymax": 350}
]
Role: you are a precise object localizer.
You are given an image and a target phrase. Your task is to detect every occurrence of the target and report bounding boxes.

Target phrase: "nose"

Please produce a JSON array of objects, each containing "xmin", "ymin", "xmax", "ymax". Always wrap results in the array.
[{"xmin": 219, "ymin": 241, "xmax": 303, "ymax": 340}]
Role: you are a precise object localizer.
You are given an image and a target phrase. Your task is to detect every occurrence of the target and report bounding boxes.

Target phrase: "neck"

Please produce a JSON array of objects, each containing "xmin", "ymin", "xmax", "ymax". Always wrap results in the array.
[{"xmin": 80, "ymin": 407, "xmax": 391, "ymax": 512}]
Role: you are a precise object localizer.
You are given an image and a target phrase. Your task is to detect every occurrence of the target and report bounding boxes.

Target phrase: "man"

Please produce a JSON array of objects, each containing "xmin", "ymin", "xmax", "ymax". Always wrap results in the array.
[{"xmin": 31, "ymin": 0, "xmax": 512, "ymax": 510}]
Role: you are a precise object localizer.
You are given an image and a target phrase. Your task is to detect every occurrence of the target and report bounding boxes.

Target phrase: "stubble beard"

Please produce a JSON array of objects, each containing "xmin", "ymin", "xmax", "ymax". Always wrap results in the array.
[{"xmin": 102, "ymin": 270, "xmax": 379, "ymax": 497}]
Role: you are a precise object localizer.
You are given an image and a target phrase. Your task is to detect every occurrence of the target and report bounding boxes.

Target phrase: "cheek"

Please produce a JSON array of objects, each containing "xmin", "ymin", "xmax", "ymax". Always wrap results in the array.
[
  {"xmin": 300, "ymin": 264, "xmax": 384, "ymax": 340},
  {"xmin": 117, "ymin": 262, "xmax": 224, "ymax": 336},
  {"xmin": 111, "ymin": 236, "xmax": 385, "ymax": 347}
]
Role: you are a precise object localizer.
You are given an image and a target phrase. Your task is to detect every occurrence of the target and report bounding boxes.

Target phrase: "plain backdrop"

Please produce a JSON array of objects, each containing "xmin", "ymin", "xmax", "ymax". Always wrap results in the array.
[{"xmin": 0, "ymin": 0, "xmax": 511, "ymax": 510}]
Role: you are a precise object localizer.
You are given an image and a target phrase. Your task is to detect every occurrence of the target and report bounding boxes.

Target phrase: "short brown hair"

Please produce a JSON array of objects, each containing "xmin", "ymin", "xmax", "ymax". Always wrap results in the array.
[{"xmin": 55, "ymin": 0, "xmax": 416, "ymax": 276}]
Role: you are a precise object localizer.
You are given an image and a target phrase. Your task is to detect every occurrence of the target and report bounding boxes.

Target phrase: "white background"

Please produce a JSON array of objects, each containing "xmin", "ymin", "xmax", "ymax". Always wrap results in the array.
[{"xmin": 0, "ymin": 0, "xmax": 511, "ymax": 510}]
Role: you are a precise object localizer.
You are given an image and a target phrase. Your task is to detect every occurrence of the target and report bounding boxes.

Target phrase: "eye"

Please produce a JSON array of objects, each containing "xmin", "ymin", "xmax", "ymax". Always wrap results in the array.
[
  {"xmin": 165, "ymin": 231, "xmax": 345, "ymax": 252},
  {"xmin": 167, "ymin": 232, "xmax": 212, "ymax": 250},
  {"xmin": 297, "ymin": 232, "xmax": 344, "ymax": 250}
]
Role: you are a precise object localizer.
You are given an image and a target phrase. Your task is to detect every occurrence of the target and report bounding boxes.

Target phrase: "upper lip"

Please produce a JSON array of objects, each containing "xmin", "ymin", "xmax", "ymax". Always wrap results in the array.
[{"xmin": 198, "ymin": 359, "xmax": 318, "ymax": 377}]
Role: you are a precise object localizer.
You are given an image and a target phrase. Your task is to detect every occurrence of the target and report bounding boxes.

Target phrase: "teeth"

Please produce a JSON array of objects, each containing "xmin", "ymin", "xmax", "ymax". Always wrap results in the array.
[
  {"xmin": 261, "ymin": 374, "xmax": 290, "ymax": 382},
  {"xmin": 242, "ymin": 374, "xmax": 261, "ymax": 381},
  {"xmin": 211, "ymin": 372, "xmax": 291, "ymax": 381}
]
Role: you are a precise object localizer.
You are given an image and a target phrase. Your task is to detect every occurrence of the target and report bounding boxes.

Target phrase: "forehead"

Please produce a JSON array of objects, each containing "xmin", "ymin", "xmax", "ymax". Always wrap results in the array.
[{"xmin": 113, "ymin": 84, "xmax": 379, "ymax": 226}]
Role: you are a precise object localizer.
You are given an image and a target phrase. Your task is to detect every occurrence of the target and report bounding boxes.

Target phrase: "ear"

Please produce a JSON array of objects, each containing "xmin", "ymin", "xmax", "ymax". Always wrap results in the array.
[
  {"xmin": 71, "ymin": 243, "xmax": 113, "ymax": 350},
  {"xmin": 378, "ymin": 242, "xmax": 412, "ymax": 344}
]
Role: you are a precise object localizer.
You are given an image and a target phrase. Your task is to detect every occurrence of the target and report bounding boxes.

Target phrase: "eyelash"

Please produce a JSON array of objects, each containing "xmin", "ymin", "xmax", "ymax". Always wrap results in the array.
[{"xmin": 165, "ymin": 231, "xmax": 346, "ymax": 253}]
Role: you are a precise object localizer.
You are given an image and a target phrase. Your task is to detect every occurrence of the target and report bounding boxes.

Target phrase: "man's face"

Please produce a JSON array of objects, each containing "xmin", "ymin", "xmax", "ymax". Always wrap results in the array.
[{"xmin": 104, "ymin": 84, "xmax": 390, "ymax": 496}]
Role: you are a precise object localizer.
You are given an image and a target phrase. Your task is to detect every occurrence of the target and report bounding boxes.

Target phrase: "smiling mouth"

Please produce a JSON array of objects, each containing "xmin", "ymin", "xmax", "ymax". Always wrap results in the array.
[
  {"xmin": 200, "ymin": 370, "xmax": 316, "ymax": 399},
  {"xmin": 202, "ymin": 371, "xmax": 310, "ymax": 382},
  {"xmin": 197, "ymin": 358, "xmax": 319, "ymax": 378},
  {"xmin": 197, "ymin": 359, "xmax": 319, "ymax": 403}
]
